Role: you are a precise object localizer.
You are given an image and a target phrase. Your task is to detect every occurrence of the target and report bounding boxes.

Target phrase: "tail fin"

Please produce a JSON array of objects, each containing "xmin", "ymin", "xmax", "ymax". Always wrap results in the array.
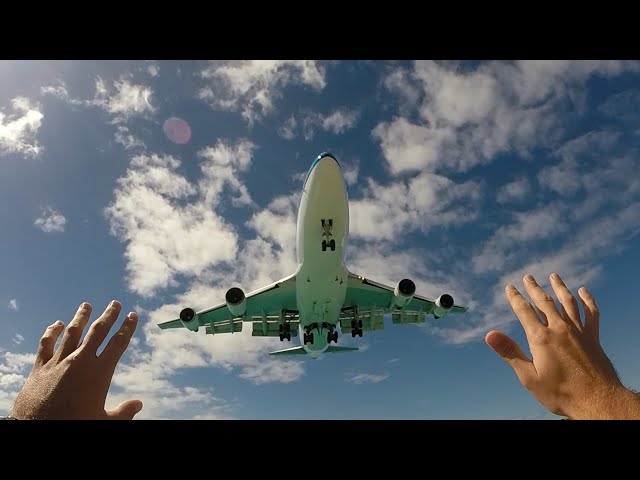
[
  {"xmin": 326, "ymin": 346, "xmax": 359, "ymax": 353},
  {"xmin": 269, "ymin": 346, "xmax": 307, "ymax": 356},
  {"xmin": 268, "ymin": 345, "xmax": 360, "ymax": 356}
]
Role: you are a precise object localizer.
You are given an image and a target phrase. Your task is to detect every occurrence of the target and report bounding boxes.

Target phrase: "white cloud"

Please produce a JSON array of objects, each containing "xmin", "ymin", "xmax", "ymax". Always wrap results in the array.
[
  {"xmin": 34, "ymin": 206, "xmax": 66, "ymax": 233},
  {"xmin": 102, "ymin": 138, "xmax": 313, "ymax": 417},
  {"xmin": 349, "ymin": 173, "xmax": 482, "ymax": 241},
  {"xmin": 345, "ymin": 372, "xmax": 390, "ymax": 384},
  {"xmin": 8, "ymin": 299, "xmax": 18, "ymax": 311},
  {"xmin": 472, "ymin": 204, "xmax": 568, "ymax": 274},
  {"xmin": 114, "ymin": 125, "xmax": 145, "ymax": 151},
  {"xmin": 93, "ymin": 76, "xmax": 155, "ymax": 121},
  {"xmin": 376, "ymin": 61, "xmax": 640, "ymax": 175},
  {"xmin": 496, "ymin": 178, "xmax": 531, "ymax": 204},
  {"xmin": 302, "ymin": 108, "xmax": 360, "ymax": 140},
  {"xmin": 198, "ymin": 60, "xmax": 326, "ymax": 125},
  {"xmin": 439, "ymin": 131, "xmax": 640, "ymax": 344},
  {"xmin": 0, "ymin": 97, "xmax": 44, "ymax": 158},
  {"xmin": 278, "ymin": 115, "xmax": 297, "ymax": 140},
  {"xmin": 11, "ymin": 334, "xmax": 24, "ymax": 346},
  {"xmin": 147, "ymin": 63, "xmax": 159, "ymax": 77},
  {"xmin": 0, "ymin": 351, "xmax": 35, "ymax": 413}
]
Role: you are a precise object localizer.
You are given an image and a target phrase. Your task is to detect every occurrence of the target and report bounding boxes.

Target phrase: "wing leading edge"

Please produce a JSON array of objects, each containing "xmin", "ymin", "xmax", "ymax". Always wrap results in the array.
[{"xmin": 157, "ymin": 273, "xmax": 298, "ymax": 336}]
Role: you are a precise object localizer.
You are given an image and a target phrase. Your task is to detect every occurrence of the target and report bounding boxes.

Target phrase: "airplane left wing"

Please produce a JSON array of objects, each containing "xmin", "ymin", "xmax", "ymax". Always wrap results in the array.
[
  {"xmin": 340, "ymin": 271, "xmax": 467, "ymax": 334},
  {"xmin": 157, "ymin": 273, "xmax": 299, "ymax": 337}
]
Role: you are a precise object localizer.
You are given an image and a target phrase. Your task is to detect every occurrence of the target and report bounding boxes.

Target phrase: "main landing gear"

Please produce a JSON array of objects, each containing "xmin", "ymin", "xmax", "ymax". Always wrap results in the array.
[
  {"xmin": 351, "ymin": 319, "xmax": 363, "ymax": 338},
  {"xmin": 279, "ymin": 323, "xmax": 291, "ymax": 342}
]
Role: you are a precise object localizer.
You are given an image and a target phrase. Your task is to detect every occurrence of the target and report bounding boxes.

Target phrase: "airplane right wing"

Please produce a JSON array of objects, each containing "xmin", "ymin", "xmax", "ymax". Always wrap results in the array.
[
  {"xmin": 157, "ymin": 273, "xmax": 300, "ymax": 337},
  {"xmin": 340, "ymin": 271, "xmax": 468, "ymax": 334}
]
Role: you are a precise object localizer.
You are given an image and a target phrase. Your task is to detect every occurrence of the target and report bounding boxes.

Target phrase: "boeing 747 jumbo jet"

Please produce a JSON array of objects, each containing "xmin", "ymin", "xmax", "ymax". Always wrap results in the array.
[{"xmin": 158, "ymin": 152, "xmax": 468, "ymax": 358}]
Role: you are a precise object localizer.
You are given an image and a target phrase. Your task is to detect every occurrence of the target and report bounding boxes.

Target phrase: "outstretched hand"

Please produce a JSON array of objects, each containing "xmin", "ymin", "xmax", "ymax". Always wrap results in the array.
[
  {"xmin": 11, "ymin": 300, "xmax": 143, "ymax": 420},
  {"xmin": 486, "ymin": 273, "xmax": 640, "ymax": 420}
]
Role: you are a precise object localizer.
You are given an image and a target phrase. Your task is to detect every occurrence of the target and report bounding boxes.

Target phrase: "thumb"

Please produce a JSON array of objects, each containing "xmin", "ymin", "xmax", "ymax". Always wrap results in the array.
[
  {"xmin": 485, "ymin": 330, "xmax": 537, "ymax": 387},
  {"xmin": 106, "ymin": 399, "xmax": 143, "ymax": 420}
]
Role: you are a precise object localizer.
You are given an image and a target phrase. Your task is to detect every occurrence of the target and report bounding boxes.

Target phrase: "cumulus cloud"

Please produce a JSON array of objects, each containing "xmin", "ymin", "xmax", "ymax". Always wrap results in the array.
[
  {"xmin": 345, "ymin": 372, "xmax": 390, "ymax": 384},
  {"xmin": 8, "ymin": 299, "xmax": 18, "ymax": 311},
  {"xmin": 198, "ymin": 60, "xmax": 326, "ymax": 125},
  {"xmin": 376, "ymin": 60, "xmax": 640, "ymax": 175},
  {"xmin": 349, "ymin": 173, "xmax": 482, "ymax": 241},
  {"xmin": 496, "ymin": 178, "xmax": 531, "ymax": 204},
  {"xmin": 102, "ymin": 138, "xmax": 312, "ymax": 417},
  {"xmin": 437, "ymin": 128, "xmax": 640, "ymax": 344},
  {"xmin": 0, "ymin": 352, "xmax": 35, "ymax": 414},
  {"xmin": 34, "ymin": 206, "xmax": 66, "ymax": 233},
  {"xmin": 93, "ymin": 76, "xmax": 155, "ymax": 121},
  {"xmin": 301, "ymin": 108, "xmax": 360, "ymax": 140},
  {"xmin": 0, "ymin": 97, "xmax": 44, "ymax": 158}
]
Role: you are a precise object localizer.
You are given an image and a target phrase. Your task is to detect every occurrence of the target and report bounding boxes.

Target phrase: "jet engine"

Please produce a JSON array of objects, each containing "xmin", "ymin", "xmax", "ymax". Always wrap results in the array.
[
  {"xmin": 393, "ymin": 278, "xmax": 416, "ymax": 308},
  {"xmin": 179, "ymin": 307, "xmax": 200, "ymax": 332},
  {"xmin": 225, "ymin": 287, "xmax": 247, "ymax": 317},
  {"xmin": 433, "ymin": 294, "xmax": 454, "ymax": 319}
]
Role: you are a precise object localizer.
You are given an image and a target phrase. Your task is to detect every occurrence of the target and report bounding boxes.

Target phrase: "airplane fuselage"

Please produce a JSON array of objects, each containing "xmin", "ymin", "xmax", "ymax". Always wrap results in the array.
[{"xmin": 295, "ymin": 153, "xmax": 349, "ymax": 357}]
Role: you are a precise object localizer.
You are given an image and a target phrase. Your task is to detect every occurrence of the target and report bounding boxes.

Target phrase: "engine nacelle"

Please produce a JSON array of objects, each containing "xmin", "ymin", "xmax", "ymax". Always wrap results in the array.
[
  {"xmin": 179, "ymin": 307, "xmax": 200, "ymax": 332},
  {"xmin": 393, "ymin": 278, "xmax": 416, "ymax": 308},
  {"xmin": 225, "ymin": 287, "xmax": 247, "ymax": 317},
  {"xmin": 433, "ymin": 294, "xmax": 454, "ymax": 319}
]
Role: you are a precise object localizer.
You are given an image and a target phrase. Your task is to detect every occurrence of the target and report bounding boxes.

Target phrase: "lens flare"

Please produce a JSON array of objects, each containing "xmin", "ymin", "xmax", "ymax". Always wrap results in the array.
[{"xmin": 163, "ymin": 117, "xmax": 192, "ymax": 144}]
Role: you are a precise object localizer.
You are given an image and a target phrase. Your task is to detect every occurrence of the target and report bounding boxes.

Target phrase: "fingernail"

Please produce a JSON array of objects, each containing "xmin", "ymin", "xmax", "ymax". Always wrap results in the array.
[
  {"xmin": 79, "ymin": 302, "xmax": 90, "ymax": 310},
  {"xmin": 109, "ymin": 300, "xmax": 120, "ymax": 308},
  {"xmin": 524, "ymin": 274, "xmax": 534, "ymax": 282},
  {"xmin": 127, "ymin": 312, "xmax": 138, "ymax": 322},
  {"xmin": 579, "ymin": 287, "xmax": 586, "ymax": 294},
  {"xmin": 551, "ymin": 273, "xmax": 559, "ymax": 280},
  {"xmin": 54, "ymin": 320, "xmax": 63, "ymax": 327},
  {"xmin": 506, "ymin": 284, "xmax": 516, "ymax": 291}
]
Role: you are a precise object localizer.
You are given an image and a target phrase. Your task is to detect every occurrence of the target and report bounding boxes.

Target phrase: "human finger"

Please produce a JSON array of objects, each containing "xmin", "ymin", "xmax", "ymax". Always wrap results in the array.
[
  {"xmin": 100, "ymin": 312, "xmax": 138, "ymax": 368},
  {"xmin": 55, "ymin": 302, "xmax": 93, "ymax": 361},
  {"xmin": 80, "ymin": 300, "xmax": 122, "ymax": 356},
  {"xmin": 523, "ymin": 274, "xmax": 563, "ymax": 328},
  {"xmin": 579, "ymin": 287, "xmax": 600, "ymax": 340},
  {"xmin": 35, "ymin": 321, "xmax": 65, "ymax": 368},
  {"xmin": 505, "ymin": 284, "xmax": 544, "ymax": 338},
  {"xmin": 485, "ymin": 330, "xmax": 537, "ymax": 388},
  {"xmin": 549, "ymin": 273, "xmax": 582, "ymax": 330},
  {"xmin": 105, "ymin": 400, "xmax": 143, "ymax": 420}
]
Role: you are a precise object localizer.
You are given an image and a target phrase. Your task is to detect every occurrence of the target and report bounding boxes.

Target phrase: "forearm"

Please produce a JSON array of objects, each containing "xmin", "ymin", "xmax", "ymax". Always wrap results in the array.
[{"xmin": 571, "ymin": 385, "xmax": 640, "ymax": 420}]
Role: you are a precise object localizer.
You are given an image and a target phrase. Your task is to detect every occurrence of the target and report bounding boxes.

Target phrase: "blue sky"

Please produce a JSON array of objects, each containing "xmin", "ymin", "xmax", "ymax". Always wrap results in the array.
[{"xmin": 1, "ymin": 60, "xmax": 640, "ymax": 419}]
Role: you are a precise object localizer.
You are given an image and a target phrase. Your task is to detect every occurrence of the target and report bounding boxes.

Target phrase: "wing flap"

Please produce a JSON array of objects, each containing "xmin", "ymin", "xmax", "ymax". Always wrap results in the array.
[{"xmin": 204, "ymin": 319, "xmax": 244, "ymax": 335}]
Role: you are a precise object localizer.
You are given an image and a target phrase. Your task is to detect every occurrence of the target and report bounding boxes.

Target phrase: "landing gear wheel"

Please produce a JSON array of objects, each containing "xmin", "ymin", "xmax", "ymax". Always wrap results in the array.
[
  {"xmin": 351, "ymin": 329, "xmax": 357, "ymax": 338},
  {"xmin": 357, "ymin": 319, "xmax": 363, "ymax": 328},
  {"xmin": 286, "ymin": 333, "xmax": 291, "ymax": 341},
  {"xmin": 322, "ymin": 240, "xmax": 327, "ymax": 251},
  {"xmin": 358, "ymin": 328, "xmax": 363, "ymax": 337},
  {"xmin": 332, "ymin": 331, "xmax": 338, "ymax": 343},
  {"xmin": 279, "ymin": 333, "xmax": 284, "ymax": 341},
  {"xmin": 329, "ymin": 239, "xmax": 336, "ymax": 251}
]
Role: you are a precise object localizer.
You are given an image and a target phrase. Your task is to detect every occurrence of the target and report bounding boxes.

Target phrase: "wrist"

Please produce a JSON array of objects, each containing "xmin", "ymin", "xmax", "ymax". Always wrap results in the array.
[{"xmin": 571, "ymin": 384, "xmax": 640, "ymax": 420}]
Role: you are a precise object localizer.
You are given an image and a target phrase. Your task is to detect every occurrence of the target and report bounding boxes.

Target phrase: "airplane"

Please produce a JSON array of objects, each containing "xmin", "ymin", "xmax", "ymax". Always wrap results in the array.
[{"xmin": 158, "ymin": 152, "xmax": 468, "ymax": 358}]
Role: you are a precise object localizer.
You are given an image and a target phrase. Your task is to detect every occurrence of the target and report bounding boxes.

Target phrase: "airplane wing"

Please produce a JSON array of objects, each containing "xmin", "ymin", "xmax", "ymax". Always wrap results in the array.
[
  {"xmin": 157, "ymin": 273, "xmax": 299, "ymax": 337},
  {"xmin": 340, "ymin": 271, "xmax": 468, "ymax": 334}
]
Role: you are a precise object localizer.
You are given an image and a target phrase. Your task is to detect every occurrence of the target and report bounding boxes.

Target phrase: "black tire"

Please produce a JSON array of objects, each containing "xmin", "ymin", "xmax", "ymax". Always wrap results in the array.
[
  {"xmin": 279, "ymin": 334, "xmax": 284, "ymax": 341},
  {"xmin": 358, "ymin": 329, "xmax": 363, "ymax": 337},
  {"xmin": 351, "ymin": 330, "xmax": 356, "ymax": 338},
  {"xmin": 330, "ymin": 239, "xmax": 336, "ymax": 251},
  {"xmin": 357, "ymin": 319, "xmax": 363, "ymax": 328},
  {"xmin": 333, "ymin": 332, "xmax": 338, "ymax": 343},
  {"xmin": 322, "ymin": 240, "xmax": 327, "ymax": 251},
  {"xmin": 286, "ymin": 333, "xmax": 291, "ymax": 341}
]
